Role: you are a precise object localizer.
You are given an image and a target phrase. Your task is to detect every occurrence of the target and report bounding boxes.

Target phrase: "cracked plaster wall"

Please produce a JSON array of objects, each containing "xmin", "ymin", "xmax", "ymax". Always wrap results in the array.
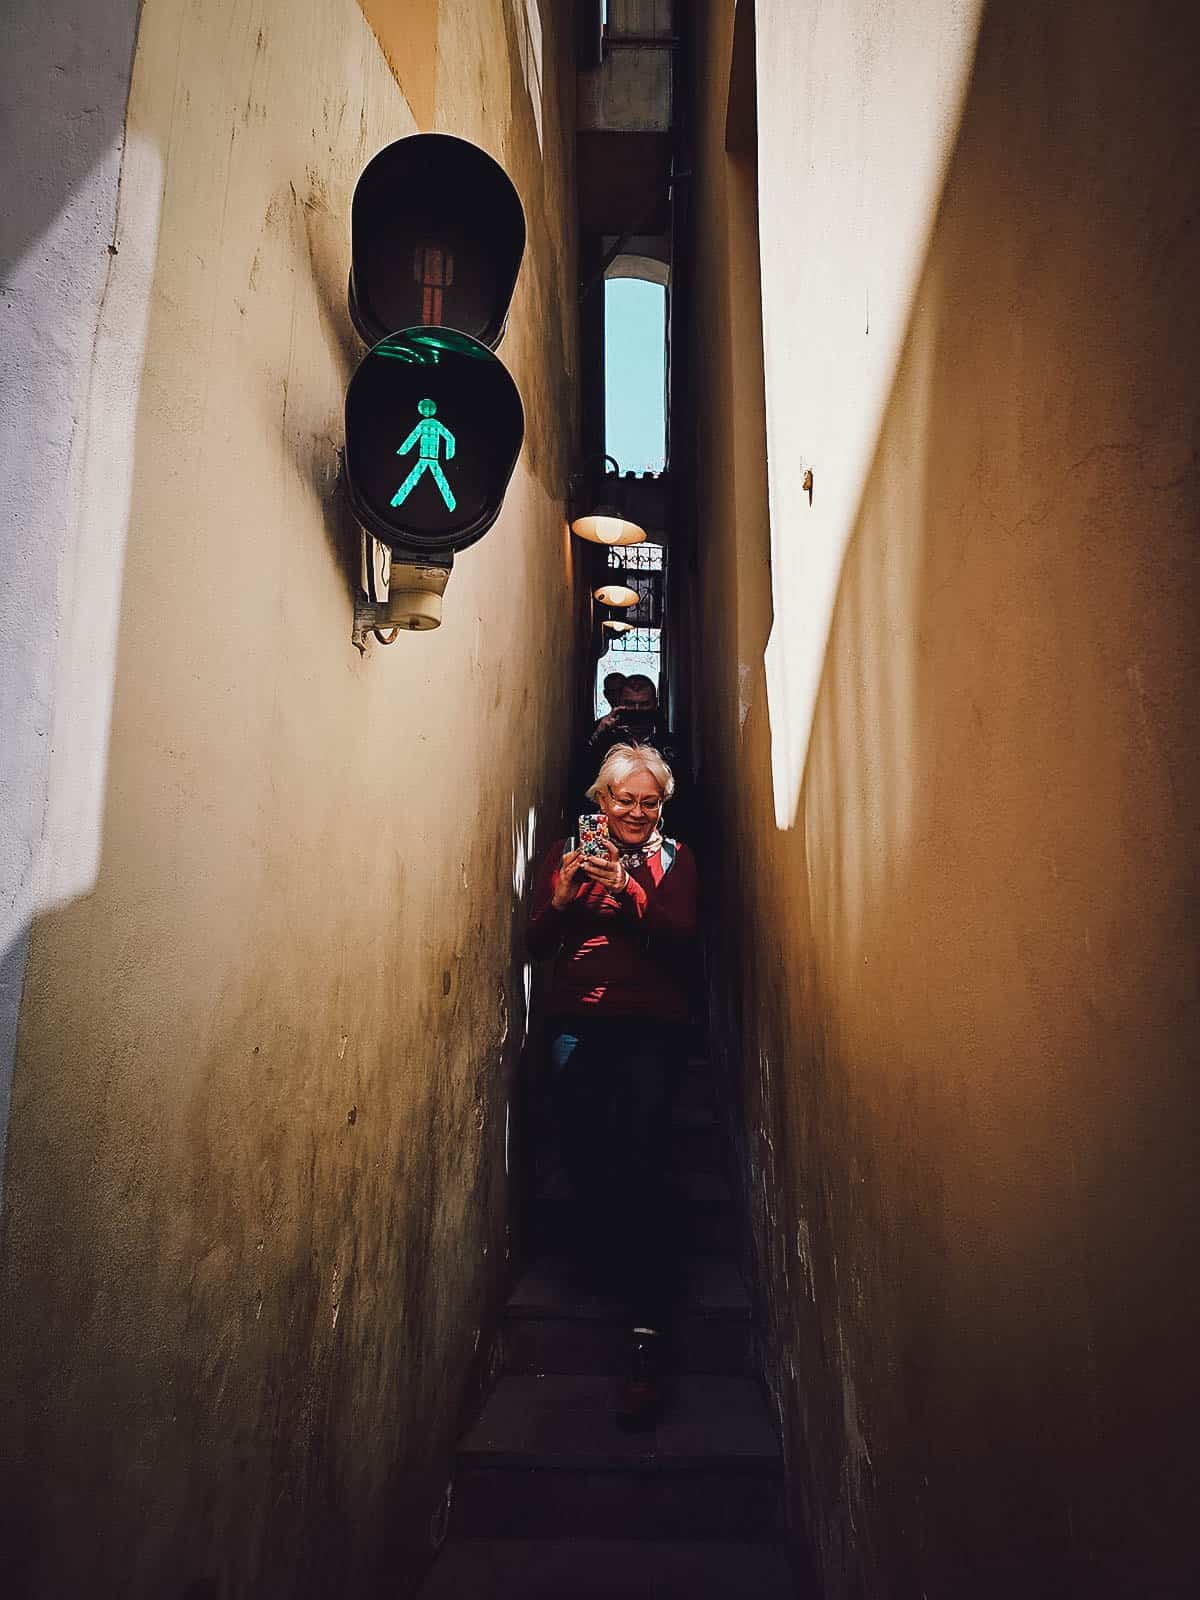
[
  {"xmin": 0, "ymin": 2, "xmax": 578, "ymax": 1595},
  {"xmin": 687, "ymin": 2, "xmax": 1200, "ymax": 1596}
]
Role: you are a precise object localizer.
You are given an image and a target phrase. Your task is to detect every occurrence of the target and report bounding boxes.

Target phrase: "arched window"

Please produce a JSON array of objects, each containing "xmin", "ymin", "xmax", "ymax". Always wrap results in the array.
[{"xmin": 604, "ymin": 275, "xmax": 667, "ymax": 475}]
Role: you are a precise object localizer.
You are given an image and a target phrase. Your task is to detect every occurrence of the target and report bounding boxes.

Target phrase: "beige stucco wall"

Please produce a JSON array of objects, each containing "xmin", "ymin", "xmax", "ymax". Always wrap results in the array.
[
  {"xmin": 0, "ymin": 2, "xmax": 577, "ymax": 1595},
  {"xmin": 688, "ymin": 2, "xmax": 1199, "ymax": 1595}
]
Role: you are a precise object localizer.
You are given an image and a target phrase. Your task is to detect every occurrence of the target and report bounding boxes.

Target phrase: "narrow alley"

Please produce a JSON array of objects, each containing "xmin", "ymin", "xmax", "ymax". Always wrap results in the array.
[
  {"xmin": 1, "ymin": 3, "xmax": 1197, "ymax": 1599},
  {"xmin": 419, "ymin": 1031, "xmax": 794, "ymax": 1596}
]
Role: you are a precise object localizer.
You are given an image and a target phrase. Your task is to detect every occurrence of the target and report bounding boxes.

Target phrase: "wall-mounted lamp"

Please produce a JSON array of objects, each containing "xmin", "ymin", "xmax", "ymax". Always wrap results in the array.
[
  {"xmin": 594, "ymin": 584, "xmax": 640, "ymax": 608},
  {"xmin": 569, "ymin": 453, "xmax": 646, "ymax": 546},
  {"xmin": 571, "ymin": 509, "xmax": 646, "ymax": 546},
  {"xmin": 602, "ymin": 620, "xmax": 635, "ymax": 636}
]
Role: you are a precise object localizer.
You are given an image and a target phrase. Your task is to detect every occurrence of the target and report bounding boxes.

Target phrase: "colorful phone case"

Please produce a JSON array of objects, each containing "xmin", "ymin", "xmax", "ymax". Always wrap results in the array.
[{"xmin": 578, "ymin": 813, "xmax": 609, "ymax": 858}]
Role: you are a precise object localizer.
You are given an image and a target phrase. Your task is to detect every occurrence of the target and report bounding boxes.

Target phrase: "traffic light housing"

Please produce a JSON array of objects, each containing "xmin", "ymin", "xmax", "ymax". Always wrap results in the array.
[
  {"xmin": 344, "ymin": 327, "xmax": 524, "ymax": 556},
  {"xmin": 345, "ymin": 134, "xmax": 527, "ymax": 580},
  {"xmin": 349, "ymin": 134, "xmax": 526, "ymax": 352}
]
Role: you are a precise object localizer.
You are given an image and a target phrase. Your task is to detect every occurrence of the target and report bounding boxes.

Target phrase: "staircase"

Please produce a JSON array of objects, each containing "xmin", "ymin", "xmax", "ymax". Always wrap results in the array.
[{"xmin": 418, "ymin": 1046, "xmax": 797, "ymax": 1597}]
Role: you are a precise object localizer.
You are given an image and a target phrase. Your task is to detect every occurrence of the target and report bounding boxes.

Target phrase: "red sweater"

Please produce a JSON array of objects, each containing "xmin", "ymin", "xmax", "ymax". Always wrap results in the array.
[{"xmin": 526, "ymin": 840, "xmax": 699, "ymax": 1022}]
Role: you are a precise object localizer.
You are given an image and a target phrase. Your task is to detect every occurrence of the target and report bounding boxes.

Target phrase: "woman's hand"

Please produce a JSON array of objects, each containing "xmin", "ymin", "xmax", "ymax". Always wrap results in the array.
[
  {"xmin": 580, "ymin": 838, "xmax": 628, "ymax": 895},
  {"xmin": 551, "ymin": 849, "xmax": 587, "ymax": 910}
]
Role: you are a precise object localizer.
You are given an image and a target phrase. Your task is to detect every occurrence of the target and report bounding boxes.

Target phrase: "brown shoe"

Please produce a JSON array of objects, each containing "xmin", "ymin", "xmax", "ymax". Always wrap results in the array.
[{"xmin": 614, "ymin": 1328, "xmax": 663, "ymax": 1432}]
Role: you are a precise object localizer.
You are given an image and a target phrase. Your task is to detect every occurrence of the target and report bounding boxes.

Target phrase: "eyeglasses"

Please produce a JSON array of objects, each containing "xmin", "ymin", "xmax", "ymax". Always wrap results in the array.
[{"xmin": 607, "ymin": 787, "xmax": 662, "ymax": 815}]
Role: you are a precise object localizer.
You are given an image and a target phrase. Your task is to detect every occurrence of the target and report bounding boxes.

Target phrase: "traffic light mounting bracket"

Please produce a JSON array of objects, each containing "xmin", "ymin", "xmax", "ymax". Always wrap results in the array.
[{"xmin": 352, "ymin": 552, "xmax": 454, "ymax": 646}]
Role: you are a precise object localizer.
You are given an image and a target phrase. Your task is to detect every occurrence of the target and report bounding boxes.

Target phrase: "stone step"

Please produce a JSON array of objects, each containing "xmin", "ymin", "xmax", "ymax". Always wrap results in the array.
[
  {"xmin": 533, "ymin": 1168, "xmax": 739, "ymax": 1257},
  {"xmin": 531, "ymin": 1208, "xmax": 737, "ymax": 1259},
  {"xmin": 416, "ymin": 1538, "xmax": 798, "ymax": 1598},
  {"xmin": 531, "ymin": 1100, "xmax": 725, "ymax": 1187},
  {"xmin": 670, "ymin": 1101, "xmax": 726, "ymax": 1172},
  {"xmin": 534, "ymin": 1164, "xmax": 735, "ymax": 1213},
  {"xmin": 674, "ymin": 1065, "xmax": 718, "ymax": 1121},
  {"xmin": 502, "ymin": 1255, "xmax": 754, "ymax": 1376},
  {"xmin": 452, "ymin": 1374, "xmax": 783, "ymax": 1541}
]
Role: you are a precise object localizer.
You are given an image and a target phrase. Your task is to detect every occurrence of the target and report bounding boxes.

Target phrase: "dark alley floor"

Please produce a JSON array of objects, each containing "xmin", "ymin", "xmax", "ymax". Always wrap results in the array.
[{"xmin": 416, "ymin": 1039, "xmax": 799, "ymax": 1598}]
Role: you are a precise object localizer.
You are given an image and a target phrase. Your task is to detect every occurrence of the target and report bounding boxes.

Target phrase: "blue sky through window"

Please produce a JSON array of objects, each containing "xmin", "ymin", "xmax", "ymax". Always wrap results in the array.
[{"xmin": 605, "ymin": 278, "xmax": 666, "ymax": 475}]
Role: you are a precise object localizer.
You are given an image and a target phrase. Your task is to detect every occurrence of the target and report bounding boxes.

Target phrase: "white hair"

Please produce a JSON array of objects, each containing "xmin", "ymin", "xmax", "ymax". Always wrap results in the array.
[{"xmin": 587, "ymin": 742, "xmax": 675, "ymax": 804}]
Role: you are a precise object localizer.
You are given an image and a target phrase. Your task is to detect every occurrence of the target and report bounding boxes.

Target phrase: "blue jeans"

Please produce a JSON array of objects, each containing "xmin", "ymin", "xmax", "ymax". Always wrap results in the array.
[{"xmin": 547, "ymin": 1016, "xmax": 683, "ymax": 1328}]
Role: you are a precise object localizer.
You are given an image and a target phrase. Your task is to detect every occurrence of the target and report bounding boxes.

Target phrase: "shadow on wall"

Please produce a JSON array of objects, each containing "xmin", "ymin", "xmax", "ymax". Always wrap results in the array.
[
  {"xmin": 0, "ymin": 0, "xmax": 146, "ymax": 1192},
  {"xmin": 0, "ymin": 6, "xmax": 582, "ymax": 1599},
  {"xmin": 721, "ymin": 3, "xmax": 1200, "ymax": 1597},
  {"xmin": 0, "ymin": 0, "xmax": 142, "ymax": 277},
  {"xmin": 3, "ymin": 9, "xmax": 467, "ymax": 1600},
  {"xmin": 0, "ymin": 929, "xmax": 31, "ymax": 1190}
]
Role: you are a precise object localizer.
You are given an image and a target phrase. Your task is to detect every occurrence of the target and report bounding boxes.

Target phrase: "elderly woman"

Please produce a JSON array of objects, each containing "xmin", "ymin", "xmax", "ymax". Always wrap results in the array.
[{"xmin": 527, "ymin": 743, "xmax": 699, "ymax": 1428}]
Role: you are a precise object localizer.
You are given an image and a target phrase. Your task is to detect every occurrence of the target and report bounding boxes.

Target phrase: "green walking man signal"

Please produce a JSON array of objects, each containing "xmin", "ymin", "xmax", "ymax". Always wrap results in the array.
[
  {"xmin": 343, "ymin": 327, "xmax": 522, "ymax": 557},
  {"xmin": 392, "ymin": 397, "xmax": 457, "ymax": 511}
]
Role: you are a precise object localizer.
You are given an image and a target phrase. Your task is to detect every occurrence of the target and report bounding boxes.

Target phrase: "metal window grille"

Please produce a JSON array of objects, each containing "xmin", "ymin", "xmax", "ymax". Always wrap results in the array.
[
  {"xmin": 607, "ymin": 627, "xmax": 661, "ymax": 654},
  {"xmin": 602, "ymin": 543, "xmax": 664, "ymax": 627},
  {"xmin": 607, "ymin": 542, "xmax": 664, "ymax": 571},
  {"xmin": 609, "ymin": 573, "xmax": 661, "ymax": 627}
]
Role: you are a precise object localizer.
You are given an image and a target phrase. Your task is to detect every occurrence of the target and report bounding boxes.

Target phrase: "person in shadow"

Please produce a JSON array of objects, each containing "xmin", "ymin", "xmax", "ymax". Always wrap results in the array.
[
  {"xmin": 527, "ymin": 743, "xmax": 699, "ymax": 1430},
  {"xmin": 600, "ymin": 670, "xmax": 628, "ymax": 716}
]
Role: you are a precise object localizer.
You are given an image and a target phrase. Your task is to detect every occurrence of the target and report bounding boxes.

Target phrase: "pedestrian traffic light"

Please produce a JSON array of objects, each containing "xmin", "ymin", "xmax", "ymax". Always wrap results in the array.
[
  {"xmin": 349, "ymin": 134, "xmax": 526, "ymax": 351},
  {"xmin": 344, "ymin": 326, "xmax": 525, "ymax": 557},
  {"xmin": 345, "ymin": 136, "xmax": 526, "ymax": 629}
]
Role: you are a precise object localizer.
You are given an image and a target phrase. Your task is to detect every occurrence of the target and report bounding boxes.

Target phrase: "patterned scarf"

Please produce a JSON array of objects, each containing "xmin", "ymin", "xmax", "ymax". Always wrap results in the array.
[{"xmin": 616, "ymin": 829, "xmax": 665, "ymax": 872}]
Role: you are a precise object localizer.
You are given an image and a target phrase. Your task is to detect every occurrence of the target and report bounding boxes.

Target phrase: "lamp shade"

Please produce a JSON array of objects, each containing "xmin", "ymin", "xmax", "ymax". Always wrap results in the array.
[
  {"xmin": 594, "ymin": 584, "xmax": 639, "ymax": 608},
  {"xmin": 570, "ymin": 508, "xmax": 646, "ymax": 546},
  {"xmin": 602, "ymin": 619, "xmax": 634, "ymax": 635}
]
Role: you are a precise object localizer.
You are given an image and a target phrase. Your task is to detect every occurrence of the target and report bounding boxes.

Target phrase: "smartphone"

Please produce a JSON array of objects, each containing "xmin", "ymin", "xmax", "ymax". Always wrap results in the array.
[{"xmin": 578, "ymin": 812, "xmax": 609, "ymax": 859}]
